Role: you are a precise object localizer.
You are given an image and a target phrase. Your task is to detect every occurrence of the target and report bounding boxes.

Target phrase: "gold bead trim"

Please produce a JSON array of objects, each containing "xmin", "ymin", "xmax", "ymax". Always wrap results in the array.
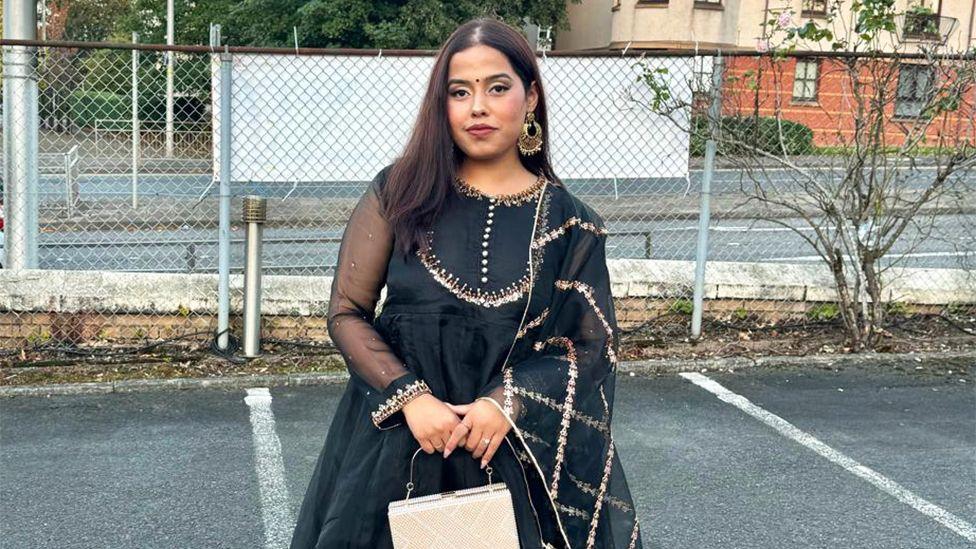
[
  {"xmin": 567, "ymin": 471, "xmax": 635, "ymax": 514},
  {"xmin": 516, "ymin": 307, "xmax": 549, "ymax": 339},
  {"xmin": 554, "ymin": 280, "xmax": 617, "ymax": 366},
  {"xmin": 557, "ymin": 503, "xmax": 592, "ymax": 521},
  {"xmin": 452, "ymin": 173, "xmax": 547, "ymax": 206},
  {"xmin": 417, "ymin": 183, "xmax": 552, "ymax": 308},
  {"xmin": 513, "ymin": 385, "xmax": 610, "ymax": 436},
  {"xmin": 542, "ymin": 335, "xmax": 578, "ymax": 499},
  {"xmin": 628, "ymin": 518, "xmax": 642, "ymax": 549},
  {"xmin": 370, "ymin": 379, "xmax": 432, "ymax": 428},
  {"xmin": 586, "ymin": 439, "xmax": 616, "ymax": 549},
  {"xmin": 518, "ymin": 429, "xmax": 548, "ymax": 446},
  {"xmin": 533, "ymin": 217, "xmax": 608, "ymax": 249},
  {"xmin": 503, "ymin": 366, "xmax": 515, "ymax": 417},
  {"xmin": 418, "ymin": 239, "xmax": 532, "ymax": 307}
]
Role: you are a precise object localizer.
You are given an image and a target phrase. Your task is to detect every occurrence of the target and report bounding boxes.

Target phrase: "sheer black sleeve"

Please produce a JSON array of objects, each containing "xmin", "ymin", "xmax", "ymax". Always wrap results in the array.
[{"xmin": 328, "ymin": 166, "xmax": 431, "ymax": 430}]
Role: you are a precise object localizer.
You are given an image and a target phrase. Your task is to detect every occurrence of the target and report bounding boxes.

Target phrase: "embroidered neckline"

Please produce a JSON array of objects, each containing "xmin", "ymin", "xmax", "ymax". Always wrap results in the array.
[
  {"xmin": 452, "ymin": 173, "xmax": 547, "ymax": 206},
  {"xmin": 416, "ymin": 184, "xmax": 553, "ymax": 308}
]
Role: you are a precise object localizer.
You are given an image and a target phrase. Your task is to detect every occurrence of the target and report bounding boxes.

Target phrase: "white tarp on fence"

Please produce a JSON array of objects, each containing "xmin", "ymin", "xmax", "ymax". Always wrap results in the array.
[{"xmin": 211, "ymin": 53, "xmax": 695, "ymax": 182}]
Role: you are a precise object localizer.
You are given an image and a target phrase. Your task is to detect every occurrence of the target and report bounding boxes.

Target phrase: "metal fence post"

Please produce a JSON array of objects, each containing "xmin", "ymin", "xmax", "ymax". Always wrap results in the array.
[
  {"xmin": 131, "ymin": 32, "xmax": 141, "ymax": 209},
  {"xmin": 2, "ymin": 0, "xmax": 40, "ymax": 270},
  {"xmin": 63, "ymin": 153, "xmax": 73, "ymax": 217},
  {"xmin": 165, "ymin": 0, "xmax": 175, "ymax": 157},
  {"xmin": 691, "ymin": 53, "xmax": 723, "ymax": 340},
  {"xmin": 216, "ymin": 46, "xmax": 233, "ymax": 350}
]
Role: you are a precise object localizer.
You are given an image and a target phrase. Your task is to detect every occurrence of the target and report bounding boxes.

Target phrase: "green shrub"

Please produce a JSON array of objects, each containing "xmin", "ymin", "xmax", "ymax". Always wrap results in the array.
[
  {"xmin": 733, "ymin": 306, "xmax": 749, "ymax": 320},
  {"xmin": 691, "ymin": 115, "xmax": 814, "ymax": 156},
  {"xmin": 68, "ymin": 90, "xmax": 130, "ymax": 128},
  {"xmin": 806, "ymin": 302, "xmax": 840, "ymax": 321},
  {"xmin": 669, "ymin": 298, "xmax": 694, "ymax": 315},
  {"xmin": 884, "ymin": 301, "xmax": 910, "ymax": 317}
]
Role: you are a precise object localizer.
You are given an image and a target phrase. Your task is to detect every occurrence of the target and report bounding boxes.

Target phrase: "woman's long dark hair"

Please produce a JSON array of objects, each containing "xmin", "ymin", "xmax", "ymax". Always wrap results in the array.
[{"xmin": 380, "ymin": 16, "xmax": 562, "ymax": 259}]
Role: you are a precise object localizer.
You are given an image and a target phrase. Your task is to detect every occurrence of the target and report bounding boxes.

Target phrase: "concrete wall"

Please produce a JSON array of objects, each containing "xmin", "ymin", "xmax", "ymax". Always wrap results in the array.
[{"xmin": 1, "ymin": 260, "xmax": 972, "ymax": 344}]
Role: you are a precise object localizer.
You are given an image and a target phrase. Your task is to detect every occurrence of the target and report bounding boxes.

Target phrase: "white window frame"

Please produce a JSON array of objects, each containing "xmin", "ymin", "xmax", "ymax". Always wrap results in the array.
[{"xmin": 792, "ymin": 58, "xmax": 819, "ymax": 101}]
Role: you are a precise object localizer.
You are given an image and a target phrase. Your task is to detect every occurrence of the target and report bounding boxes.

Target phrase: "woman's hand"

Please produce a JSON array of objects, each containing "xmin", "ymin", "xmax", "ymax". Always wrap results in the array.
[
  {"xmin": 401, "ymin": 393, "xmax": 462, "ymax": 455},
  {"xmin": 442, "ymin": 399, "xmax": 512, "ymax": 469}
]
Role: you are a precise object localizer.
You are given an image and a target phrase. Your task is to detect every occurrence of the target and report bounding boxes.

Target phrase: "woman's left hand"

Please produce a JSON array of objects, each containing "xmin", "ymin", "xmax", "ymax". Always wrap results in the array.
[{"xmin": 442, "ymin": 399, "xmax": 512, "ymax": 469}]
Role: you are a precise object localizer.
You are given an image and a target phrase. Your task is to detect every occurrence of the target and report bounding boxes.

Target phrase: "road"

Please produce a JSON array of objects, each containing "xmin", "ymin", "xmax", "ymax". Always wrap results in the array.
[
  {"xmin": 32, "ymin": 213, "xmax": 976, "ymax": 274},
  {"xmin": 33, "ymin": 165, "xmax": 976, "ymax": 201},
  {"xmin": 1, "ymin": 360, "xmax": 972, "ymax": 548},
  {"xmin": 8, "ymin": 167, "xmax": 974, "ymax": 273}
]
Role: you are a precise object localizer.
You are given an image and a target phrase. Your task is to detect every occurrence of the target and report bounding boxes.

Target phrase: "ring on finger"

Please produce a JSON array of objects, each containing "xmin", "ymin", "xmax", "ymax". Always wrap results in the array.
[{"xmin": 481, "ymin": 437, "xmax": 491, "ymax": 446}]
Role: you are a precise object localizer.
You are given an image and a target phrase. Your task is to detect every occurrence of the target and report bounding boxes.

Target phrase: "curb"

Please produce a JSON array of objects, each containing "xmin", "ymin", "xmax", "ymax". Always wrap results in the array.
[
  {"xmin": 619, "ymin": 349, "xmax": 976, "ymax": 376},
  {"xmin": 1, "ymin": 349, "xmax": 973, "ymax": 398},
  {"xmin": 0, "ymin": 372, "xmax": 350, "ymax": 397}
]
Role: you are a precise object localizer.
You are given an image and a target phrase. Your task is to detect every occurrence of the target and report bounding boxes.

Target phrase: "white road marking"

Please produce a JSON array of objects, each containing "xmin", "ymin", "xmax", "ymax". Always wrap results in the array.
[
  {"xmin": 244, "ymin": 387, "xmax": 294, "ymax": 549},
  {"xmin": 680, "ymin": 372, "xmax": 976, "ymax": 543},
  {"xmin": 648, "ymin": 225, "xmax": 819, "ymax": 233},
  {"xmin": 709, "ymin": 226, "xmax": 816, "ymax": 232},
  {"xmin": 768, "ymin": 251, "xmax": 973, "ymax": 261},
  {"xmin": 710, "ymin": 165, "xmax": 940, "ymax": 173}
]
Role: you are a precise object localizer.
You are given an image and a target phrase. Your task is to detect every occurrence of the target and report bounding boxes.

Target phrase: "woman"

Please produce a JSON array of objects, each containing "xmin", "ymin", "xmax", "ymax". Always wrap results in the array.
[{"xmin": 290, "ymin": 16, "xmax": 643, "ymax": 549}]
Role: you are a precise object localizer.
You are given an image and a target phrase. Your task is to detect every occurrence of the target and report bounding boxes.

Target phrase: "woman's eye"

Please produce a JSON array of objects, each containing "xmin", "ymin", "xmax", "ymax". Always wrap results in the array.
[{"xmin": 449, "ymin": 85, "xmax": 509, "ymax": 98}]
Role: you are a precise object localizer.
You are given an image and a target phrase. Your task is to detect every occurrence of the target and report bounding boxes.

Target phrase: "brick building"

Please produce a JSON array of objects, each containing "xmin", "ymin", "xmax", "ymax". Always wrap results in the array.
[{"xmin": 552, "ymin": 0, "xmax": 976, "ymax": 148}]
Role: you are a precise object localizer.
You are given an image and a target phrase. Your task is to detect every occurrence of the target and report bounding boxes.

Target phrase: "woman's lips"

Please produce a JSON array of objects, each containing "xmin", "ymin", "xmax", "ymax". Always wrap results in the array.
[{"xmin": 466, "ymin": 127, "xmax": 496, "ymax": 137}]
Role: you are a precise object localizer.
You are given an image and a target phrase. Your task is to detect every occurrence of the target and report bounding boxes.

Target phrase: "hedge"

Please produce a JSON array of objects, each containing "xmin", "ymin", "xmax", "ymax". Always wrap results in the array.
[
  {"xmin": 691, "ymin": 115, "xmax": 814, "ymax": 156},
  {"xmin": 68, "ymin": 90, "xmax": 130, "ymax": 128}
]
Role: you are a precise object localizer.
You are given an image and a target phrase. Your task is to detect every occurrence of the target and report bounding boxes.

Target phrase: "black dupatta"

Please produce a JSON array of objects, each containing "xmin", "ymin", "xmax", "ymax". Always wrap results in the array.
[{"xmin": 477, "ymin": 183, "xmax": 644, "ymax": 549}]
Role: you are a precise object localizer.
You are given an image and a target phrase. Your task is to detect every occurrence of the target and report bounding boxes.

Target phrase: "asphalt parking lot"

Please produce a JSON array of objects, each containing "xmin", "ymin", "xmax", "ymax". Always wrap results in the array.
[{"xmin": 1, "ymin": 359, "xmax": 972, "ymax": 548}]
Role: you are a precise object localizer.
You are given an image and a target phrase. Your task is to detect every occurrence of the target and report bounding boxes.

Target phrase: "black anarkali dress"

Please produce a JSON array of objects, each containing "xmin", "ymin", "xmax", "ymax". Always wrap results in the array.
[{"xmin": 290, "ymin": 164, "xmax": 644, "ymax": 549}]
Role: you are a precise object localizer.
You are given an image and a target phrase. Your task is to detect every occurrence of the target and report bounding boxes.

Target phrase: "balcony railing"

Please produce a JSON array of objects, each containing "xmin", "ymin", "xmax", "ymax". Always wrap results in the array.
[{"xmin": 898, "ymin": 12, "xmax": 957, "ymax": 42}]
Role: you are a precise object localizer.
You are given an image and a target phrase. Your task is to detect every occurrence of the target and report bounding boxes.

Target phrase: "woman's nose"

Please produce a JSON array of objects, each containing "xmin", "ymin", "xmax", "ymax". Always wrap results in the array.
[{"xmin": 471, "ymin": 92, "xmax": 488, "ymax": 115}]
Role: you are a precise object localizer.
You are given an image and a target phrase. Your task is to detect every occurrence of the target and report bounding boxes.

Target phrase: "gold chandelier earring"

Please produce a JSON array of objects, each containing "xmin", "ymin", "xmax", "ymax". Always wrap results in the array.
[{"xmin": 518, "ymin": 111, "xmax": 543, "ymax": 156}]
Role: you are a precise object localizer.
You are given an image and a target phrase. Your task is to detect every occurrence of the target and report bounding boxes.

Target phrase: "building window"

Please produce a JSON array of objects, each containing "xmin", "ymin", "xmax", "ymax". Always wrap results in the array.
[
  {"xmin": 690, "ymin": 56, "xmax": 712, "ymax": 110},
  {"xmin": 637, "ymin": 0, "xmax": 670, "ymax": 5},
  {"xmin": 693, "ymin": 56, "xmax": 711, "ymax": 88},
  {"xmin": 895, "ymin": 64, "xmax": 936, "ymax": 118},
  {"xmin": 792, "ymin": 59, "xmax": 819, "ymax": 101},
  {"xmin": 903, "ymin": 9, "xmax": 941, "ymax": 40},
  {"xmin": 802, "ymin": 0, "xmax": 828, "ymax": 15},
  {"xmin": 612, "ymin": 0, "xmax": 621, "ymax": 9},
  {"xmin": 694, "ymin": 0, "xmax": 723, "ymax": 8}
]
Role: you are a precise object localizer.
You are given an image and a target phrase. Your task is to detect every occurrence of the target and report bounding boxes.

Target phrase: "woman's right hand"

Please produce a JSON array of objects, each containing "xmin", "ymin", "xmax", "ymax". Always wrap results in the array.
[{"xmin": 401, "ymin": 393, "xmax": 463, "ymax": 454}]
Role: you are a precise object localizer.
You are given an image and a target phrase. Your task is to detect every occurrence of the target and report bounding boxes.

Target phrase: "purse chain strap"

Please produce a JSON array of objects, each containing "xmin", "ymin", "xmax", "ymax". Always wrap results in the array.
[{"xmin": 404, "ymin": 446, "xmax": 496, "ymax": 500}]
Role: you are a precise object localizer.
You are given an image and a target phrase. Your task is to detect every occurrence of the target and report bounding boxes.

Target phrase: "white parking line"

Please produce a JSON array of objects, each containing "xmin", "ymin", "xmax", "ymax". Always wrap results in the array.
[
  {"xmin": 680, "ymin": 372, "xmax": 976, "ymax": 542},
  {"xmin": 244, "ymin": 387, "xmax": 294, "ymax": 549}
]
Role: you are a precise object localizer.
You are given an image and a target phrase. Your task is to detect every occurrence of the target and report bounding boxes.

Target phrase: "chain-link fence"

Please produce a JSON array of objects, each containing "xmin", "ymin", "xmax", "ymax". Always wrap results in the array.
[{"xmin": 2, "ymin": 41, "xmax": 974, "ymax": 352}]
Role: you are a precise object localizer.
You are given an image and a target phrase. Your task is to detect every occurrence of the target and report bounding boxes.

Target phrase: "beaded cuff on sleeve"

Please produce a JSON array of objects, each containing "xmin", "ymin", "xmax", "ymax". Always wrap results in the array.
[{"xmin": 370, "ymin": 379, "xmax": 432, "ymax": 428}]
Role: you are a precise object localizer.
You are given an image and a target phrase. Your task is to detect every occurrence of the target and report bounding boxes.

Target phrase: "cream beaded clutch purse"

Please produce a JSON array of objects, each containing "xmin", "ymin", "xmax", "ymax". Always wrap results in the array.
[{"xmin": 387, "ymin": 446, "xmax": 520, "ymax": 549}]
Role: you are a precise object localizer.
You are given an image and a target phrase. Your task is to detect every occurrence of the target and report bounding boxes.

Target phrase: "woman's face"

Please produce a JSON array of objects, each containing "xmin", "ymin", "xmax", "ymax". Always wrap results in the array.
[{"xmin": 446, "ymin": 44, "xmax": 538, "ymax": 161}]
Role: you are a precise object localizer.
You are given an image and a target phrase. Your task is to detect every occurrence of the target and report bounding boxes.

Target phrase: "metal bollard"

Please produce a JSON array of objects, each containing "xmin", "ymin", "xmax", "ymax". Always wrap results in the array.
[{"xmin": 242, "ymin": 195, "xmax": 267, "ymax": 358}]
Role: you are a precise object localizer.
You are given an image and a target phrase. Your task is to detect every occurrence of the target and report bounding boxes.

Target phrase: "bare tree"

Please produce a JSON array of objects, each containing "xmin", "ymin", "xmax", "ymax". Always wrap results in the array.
[{"xmin": 631, "ymin": 0, "xmax": 976, "ymax": 350}]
